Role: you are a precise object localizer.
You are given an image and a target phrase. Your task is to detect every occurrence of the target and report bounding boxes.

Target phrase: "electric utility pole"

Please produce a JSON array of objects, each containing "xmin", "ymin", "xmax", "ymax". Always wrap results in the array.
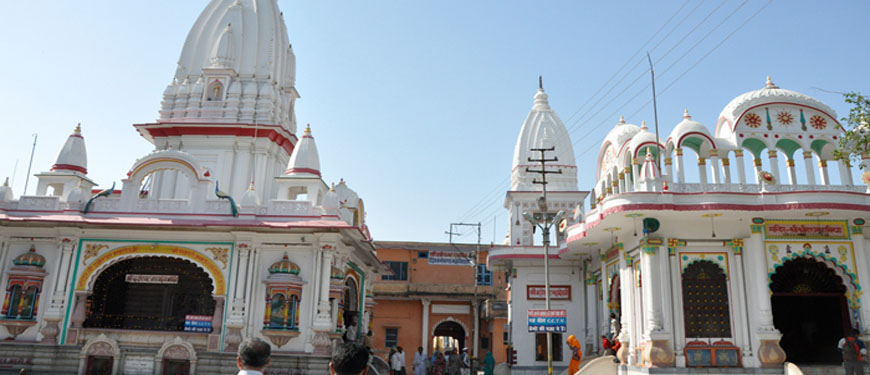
[{"xmin": 523, "ymin": 147, "xmax": 566, "ymax": 375}]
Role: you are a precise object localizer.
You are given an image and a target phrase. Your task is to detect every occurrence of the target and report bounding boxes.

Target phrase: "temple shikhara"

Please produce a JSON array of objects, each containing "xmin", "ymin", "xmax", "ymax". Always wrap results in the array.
[
  {"xmin": 1, "ymin": 1, "xmax": 869, "ymax": 375},
  {"xmin": 0, "ymin": 0, "xmax": 385, "ymax": 373}
]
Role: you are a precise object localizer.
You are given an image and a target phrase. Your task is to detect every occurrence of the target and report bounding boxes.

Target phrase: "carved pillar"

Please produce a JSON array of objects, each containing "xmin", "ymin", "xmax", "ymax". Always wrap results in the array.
[
  {"xmin": 618, "ymin": 172, "xmax": 626, "ymax": 193},
  {"xmin": 709, "ymin": 150, "xmax": 721, "ymax": 184},
  {"xmin": 675, "ymin": 148, "xmax": 685, "ymax": 184},
  {"xmin": 632, "ymin": 158, "xmax": 641, "ymax": 191},
  {"xmin": 421, "ymin": 299, "xmax": 430, "ymax": 353},
  {"xmin": 785, "ymin": 159, "xmax": 797, "ymax": 185},
  {"xmin": 624, "ymin": 167, "xmax": 633, "ymax": 192},
  {"xmin": 746, "ymin": 225, "xmax": 785, "ymax": 367},
  {"xmin": 850, "ymin": 227, "xmax": 870, "ymax": 335},
  {"xmin": 225, "ymin": 242, "xmax": 250, "ymax": 352},
  {"xmin": 616, "ymin": 245, "xmax": 634, "ymax": 364},
  {"xmin": 734, "ymin": 150, "xmax": 747, "ymax": 184},
  {"xmin": 721, "ymin": 157, "xmax": 732, "ymax": 185},
  {"xmin": 640, "ymin": 239, "xmax": 674, "ymax": 367},
  {"xmin": 697, "ymin": 158, "xmax": 707, "ymax": 186},
  {"xmin": 44, "ymin": 237, "xmax": 76, "ymax": 344},
  {"xmin": 664, "ymin": 157, "xmax": 673, "ymax": 183},
  {"xmin": 728, "ymin": 239, "xmax": 754, "ymax": 366},
  {"xmin": 839, "ymin": 161, "xmax": 854, "ymax": 185},
  {"xmin": 753, "ymin": 158, "xmax": 764, "ymax": 184},
  {"xmin": 767, "ymin": 150, "xmax": 780, "ymax": 182},
  {"xmin": 818, "ymin": 159, "xmax": 830, "ymax": 186},
  {"xmin": 803, "ymin": 151, "xmax": 816, "ymax": 185}
]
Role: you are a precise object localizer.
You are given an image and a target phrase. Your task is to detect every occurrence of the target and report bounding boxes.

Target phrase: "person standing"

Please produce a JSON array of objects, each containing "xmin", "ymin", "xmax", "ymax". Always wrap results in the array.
[
  {"xmin": 609, "ymin": 313, "xmax": 620, "ymax": 341},
  {"xmin": 459, "ymin": 348, "xmax": 470, "ymax": 375},
  {"xmin": 391, "ymin": 346, "xmax": 407, "ymax": 375},
  {"xmin": 236, "ymin": 337, "xmax": 272, "ymax": 375},
  {"xmin": 414, "ymin": 347, "xmax": 427, "ymax": 375},
  {"xmin": 482, "ymin": 352, "xmax": 495, "ymax": 375},
  {"xmin": 447, "ymin": 349, "xmax": 461, "ymax": 375},
  {"xmin": 839, "ymin": 329, "xmax": 867, "ymax": 375}
]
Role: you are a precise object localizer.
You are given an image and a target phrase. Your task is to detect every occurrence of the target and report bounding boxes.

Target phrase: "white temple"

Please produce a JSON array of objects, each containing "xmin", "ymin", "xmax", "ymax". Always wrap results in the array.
[
  {"xmin": 490, "ymin": 77, "xmax": 870, "ymax": 374},
  {"xmin": 0, "ymin": 1, "xmax": 384, "ymax": 373}
]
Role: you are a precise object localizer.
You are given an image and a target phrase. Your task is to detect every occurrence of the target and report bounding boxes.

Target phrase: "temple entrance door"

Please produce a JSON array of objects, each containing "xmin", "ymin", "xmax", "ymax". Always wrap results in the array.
[
  {"xmin": 770, "ymin": 258, "xmax": 850, "ymax": 364},
  {"xmin": 433, "ymin": 321, "xmax": 465, "ymax": 353},
  {"xmin": 84, "ymin": 256, "xmax": 215, "ymax": 332},
  {"xmin": 343, "ymin": 277, "xmax": 360, "ymax": 338}
]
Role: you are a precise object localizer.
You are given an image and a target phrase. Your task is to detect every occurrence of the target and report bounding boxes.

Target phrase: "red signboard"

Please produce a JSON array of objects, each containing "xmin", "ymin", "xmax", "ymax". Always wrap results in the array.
[{"xmin": 526, "ymin": 285, "xmax": 571, "ymax": 301}]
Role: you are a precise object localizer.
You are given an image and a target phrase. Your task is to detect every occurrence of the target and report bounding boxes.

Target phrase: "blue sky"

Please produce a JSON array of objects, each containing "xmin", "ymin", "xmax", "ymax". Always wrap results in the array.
[{"xmin": 1, "ymin": 1, "xmax": 868, "ymax": 244}]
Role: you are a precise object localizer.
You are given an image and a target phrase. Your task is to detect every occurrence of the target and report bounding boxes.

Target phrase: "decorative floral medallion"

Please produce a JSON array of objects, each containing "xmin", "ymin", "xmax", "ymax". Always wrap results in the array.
[
  {"xmin": 776, "ymin": 111, "xmax": 794, "ymax": 126},
  {"xmin": 809, "ymin": 115, "xmax": 827, "ymax": 130},
  {"xmin": 758, "ymin": 170, "xmax": 776, "ymax": 185},
  {"xmin": 744, "ymin": 113, "xmax": 762, "ymax": 128}
]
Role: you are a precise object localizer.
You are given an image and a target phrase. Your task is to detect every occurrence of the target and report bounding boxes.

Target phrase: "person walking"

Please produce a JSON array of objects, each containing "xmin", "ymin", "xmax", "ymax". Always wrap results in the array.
[
  {"xmin": 413, "ymin": 347, "xmax": 427, "ymax": 375},
  {"xmin": 567, "ymin": 334, "xmax": 582, "ymax": 375},
  {"xmin": 459, "ymin": 348, "xmax": 470, "ymax": 375},
  {"xmin": 838, "ymin": 329, "xmax": 867, "ymax": 375},
  {"xmin": 447, "ymin": 349, "xmax": 461, "ymax": 375},
  {"xmin": 432, "ymin": 351, "xmax": 447, "ymax": 375}
]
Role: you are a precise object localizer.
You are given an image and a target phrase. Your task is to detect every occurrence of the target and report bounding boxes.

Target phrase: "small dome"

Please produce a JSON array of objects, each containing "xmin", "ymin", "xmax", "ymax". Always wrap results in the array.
[
  {"xmin": 51, "ymin": 124, "xmax": 88, "ymax": 175},
  {"xmin": 0, "ymin": 177, "xmax": 13, "ymax": 202},
  {"xmin": 66, "ymin": 184, "xmax": 84, "ymax": 203},
  {"xmin": 667, "ymin": 109, "xmax": 716, "ymax": 152},
  {"xmin": 333, "ymin": 179, "xmax": 359, "ymax": 208},
  {"xmin": 627, "ymin": 122, "xmax": 664, "ymax": 160},
  {"xmin": 268, "ymin": 253, "xmax": 300, "ymax": 275},
  {"xmin": 322, "ymin": 184, "xmax": 339, "ymax": 210},
  {"xmin": 285, "ymin": 124, "xmax": 321, "ymax": 177},
  {"xmin": 639, "ymin": 149, "xmax": 660, "ymax": 181},
  {"xmin": 13, "ymin": 246, "xmax": 46, "ymax": 268},
  {"xmin": 240, "ymin": 182, "xmax": 260, "ymax": 206}
]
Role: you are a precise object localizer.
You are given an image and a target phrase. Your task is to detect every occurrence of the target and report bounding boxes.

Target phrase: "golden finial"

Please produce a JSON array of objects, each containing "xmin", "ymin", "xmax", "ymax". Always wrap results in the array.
[
  {"xmin": 74, "ymin": 123, "xmax": 81, "ymax": 134},
  {"xmin": 304, "ymin": 124, "xmax": 311, "ymax": 135},
  {"xmin": 248, "ymin": 181, "xmax": 256, "ymax": 191},
  {"xmin": 618, "ymin": 115, "xmax": 625, "ymax": 125},
  {"xmin": 766, "ymin": 75, "xmax": 774, "ymax": 87},
  {"xmin": 684, "ymin": 109, "xmax": 691, "ymax": 119},
  {"xmin": 641, "ymin": 120, "xmax": 648, "ymax": 130}
]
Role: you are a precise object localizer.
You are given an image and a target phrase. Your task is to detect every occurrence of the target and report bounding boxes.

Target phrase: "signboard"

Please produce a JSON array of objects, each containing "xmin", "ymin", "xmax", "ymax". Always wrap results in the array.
[
  {"xmin": 528, "ymin": 309, "xmax": 567, "ymax": 333},
  {"xmin": 428, "ymin": 250, "xmax": 472, "ymax": 266},
  {"xmin": 125, "ymin": 274, "xmax": 179, "ymax": 284},
  {"xmin": 184, "ymin": 315, "xmax": 213, "ymax": 333},
  {"xmin": 526, "ymin": 285, "xmax": 571, "ymax": 301},
  {"xmin": 123, "ymin": 355, "xmax": 154, "ymax": 374},
  {"xmin": 764, "ymin": 220, "xmax": 849, "ymax": 240}
]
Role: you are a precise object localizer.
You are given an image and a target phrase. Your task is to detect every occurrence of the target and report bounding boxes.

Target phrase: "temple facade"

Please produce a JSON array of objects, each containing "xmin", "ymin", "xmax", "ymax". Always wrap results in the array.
[
  {"xmin": 0, "ymin": 1, "xmax": 384, "ymax": 374},
  {"xmin": 491, "ymin": 77, "xmax": 870, "ymax": 374}
]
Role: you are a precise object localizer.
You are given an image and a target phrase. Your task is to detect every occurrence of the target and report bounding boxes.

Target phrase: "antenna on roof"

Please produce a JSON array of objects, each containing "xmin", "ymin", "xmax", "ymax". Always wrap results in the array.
[
  {"xmin": 646, "ymin": 52, "xmax": 661, "ymax": 171},
  {"xmin": 23, "ymin": 134, "xmax": 37, "ymax": 195}
]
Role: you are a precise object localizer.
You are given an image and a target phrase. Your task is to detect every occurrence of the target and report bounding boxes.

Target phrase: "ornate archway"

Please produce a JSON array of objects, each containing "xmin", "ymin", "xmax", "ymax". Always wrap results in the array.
[
  {"xmin": 83, "ymin": 256, "xmax": 215, "ymax": 332},
  {"xmin": 771, "ymin": 257, "xmax": 850, "ymax": 364},
  {"xmin": 432, "ymin": 318, "xmax": 467, "ymax": 353}
]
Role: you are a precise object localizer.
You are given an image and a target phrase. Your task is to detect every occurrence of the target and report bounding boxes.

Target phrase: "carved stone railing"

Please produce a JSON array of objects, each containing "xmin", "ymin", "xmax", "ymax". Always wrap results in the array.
[
  {"xmin": 267, "ymin": 200, "xmax": 313, "ymax": 216},
  {"xmin": 135, "ymin": 199, "xmax": 189, "ymax": 212},
  {"xmin": 91, "ymin": 198, "xmax": 121, "ymax": 212},
  {"xmin": 16, "ymin": 196, "xmax": 61, "ymax": 211}
]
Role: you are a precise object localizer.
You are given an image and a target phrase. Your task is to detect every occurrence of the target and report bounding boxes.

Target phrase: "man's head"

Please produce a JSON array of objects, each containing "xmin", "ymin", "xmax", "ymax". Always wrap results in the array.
[
  {"xmin": 418, "ymin": 347, "xmax": 423, "ymax": 353},
  {"xmin": 397, "ymin": 346, "xmax": 403, "ymax": 353},
  {"xmin": 330, "ymin": 342, "xmax": 370, "ymax": 375},
  {"xmin": 237, "ymin": 337, "xmax": 272, "ymax": 371}
]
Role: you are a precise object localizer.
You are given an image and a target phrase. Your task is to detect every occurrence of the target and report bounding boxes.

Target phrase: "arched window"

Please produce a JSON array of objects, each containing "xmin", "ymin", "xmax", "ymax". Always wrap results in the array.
[
  {"xmin": 269, "ymin": 294, "xmax": 286, "ymax": 328},
  {"xmin": 206, "ymin": 80, "xmax": 224, "ymax": 101},
  {"xmin": 5, "ymin": 285, "xmax": 22, "ymax": 319},
  {"xmin": 682, "ymin": 260, "xmax": 731, "ymax": 338}
]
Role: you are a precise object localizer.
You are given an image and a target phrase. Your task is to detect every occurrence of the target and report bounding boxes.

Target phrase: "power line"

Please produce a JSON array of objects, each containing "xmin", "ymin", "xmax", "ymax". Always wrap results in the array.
[{"xmin": 562, "ymin": 0, "xmax": 695, "ymax": 124}]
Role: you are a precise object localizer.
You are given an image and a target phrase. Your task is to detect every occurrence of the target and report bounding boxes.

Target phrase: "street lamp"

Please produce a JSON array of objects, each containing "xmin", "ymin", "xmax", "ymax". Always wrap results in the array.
[{"xmin": 523, "ymin": 207, "xmax": 565, "ymax": 375}]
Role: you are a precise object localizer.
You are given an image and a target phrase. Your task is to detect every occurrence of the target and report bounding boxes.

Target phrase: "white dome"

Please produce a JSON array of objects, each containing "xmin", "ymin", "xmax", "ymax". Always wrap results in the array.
[
  {"xmin": 596, "ymin": 116, "xmax": 641, "ymax": 179},
  {"xmin": 511, "ymin": 84, "xmax": 577, "ymax": 191},
  {"xmin": 333, "ymin": 180, "xmax": 359, "ymax": 208},
  {"xmin": 51, "ymin": 124, "xmax": 88, "ymax": 175},
  {"xmin": 285, "ymin": 125, "xmax": 321, "ymax": 177},
  {"xmin": 240, "ymin": 182, "xmax": 261, "ymax": 206},
  {"xmin": 66, "ymin": 185, "xmax": 84, "ymax": 204},
  {"xmin": 627, "ymin": 122, "xmax": 665, "ymax": 161},
  {"xmin": 716, "ymin": 77, "xmax": 837, "ymax": 139},
  {"xmin": 322, "ymin": 184, "xmax": 339, "ymax": 210},
  {"xmin": 667, "ymin": 109, "xmax": 716, "ymax": 152}
]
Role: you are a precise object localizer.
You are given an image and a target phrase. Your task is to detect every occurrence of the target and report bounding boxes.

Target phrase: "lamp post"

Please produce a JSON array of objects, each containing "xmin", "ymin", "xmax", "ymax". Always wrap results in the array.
[{"xmin": 523, "ymin": 146, "xmax": 566, "ymax": 375}]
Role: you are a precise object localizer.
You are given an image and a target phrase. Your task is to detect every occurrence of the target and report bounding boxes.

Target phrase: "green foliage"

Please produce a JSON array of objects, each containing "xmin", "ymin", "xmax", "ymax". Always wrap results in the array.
[{"xmin": 833, "ymin": 92, "xmax": 870, "ymax": 169}]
